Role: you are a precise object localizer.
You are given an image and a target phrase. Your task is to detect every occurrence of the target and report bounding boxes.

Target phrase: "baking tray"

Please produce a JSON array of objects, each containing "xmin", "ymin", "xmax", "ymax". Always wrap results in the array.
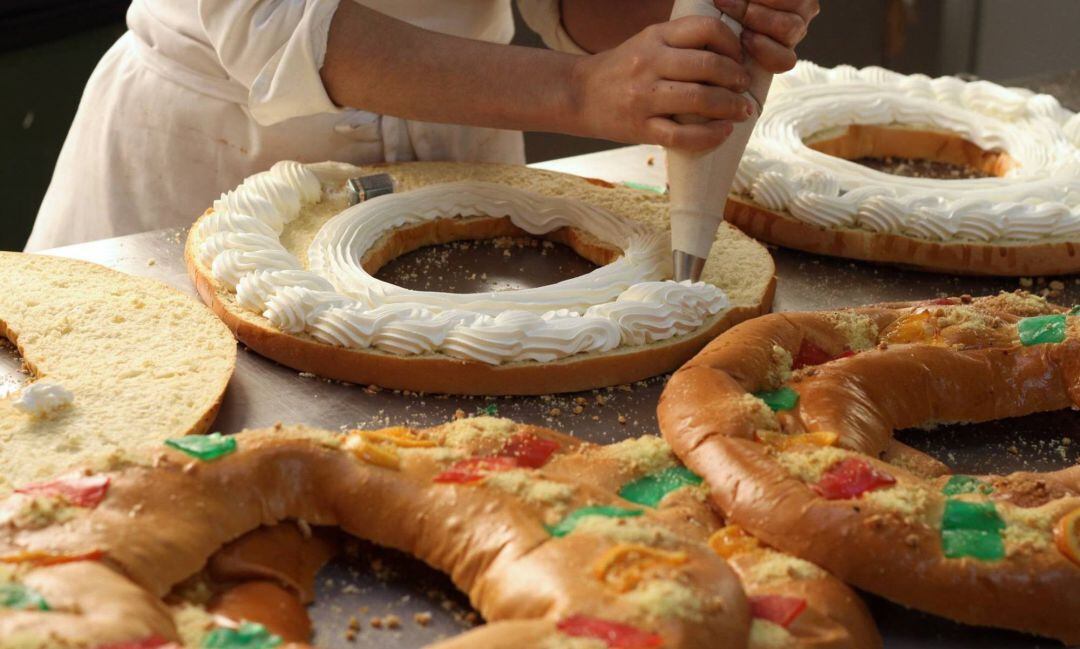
[{"xmin": 21, "ymin": 146, "xmax": 1077, "ymax": 648}]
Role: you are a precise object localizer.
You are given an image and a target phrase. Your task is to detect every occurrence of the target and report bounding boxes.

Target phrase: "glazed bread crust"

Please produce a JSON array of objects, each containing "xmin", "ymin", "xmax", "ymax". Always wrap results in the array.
[
  {"xmin": 659, "ymin": 292, "xmax": 1080, "ymax": 643},
  {"xmin": 0, "ymin": 420, "xmax": 879, "ymax": 648}
]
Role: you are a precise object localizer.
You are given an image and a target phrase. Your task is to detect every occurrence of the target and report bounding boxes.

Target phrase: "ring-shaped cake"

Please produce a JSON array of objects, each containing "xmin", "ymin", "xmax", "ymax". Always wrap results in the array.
[
  {"xmin": 726, "ymin": 61, "xmax": 1080, "ymax": 275},
  {"xmin": 186, "ymin": 162, "xmax": 776, "ymax": 394}
]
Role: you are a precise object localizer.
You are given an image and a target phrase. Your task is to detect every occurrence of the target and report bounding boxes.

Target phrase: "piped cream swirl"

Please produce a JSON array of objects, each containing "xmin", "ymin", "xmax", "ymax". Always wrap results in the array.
[
  {"xmin": 196, "ymin": 166, "xmax": 730, "ymax": 365},
  {"xmin": 739, "ymin": 61, "xmax": 1080, "ymax": 242}
]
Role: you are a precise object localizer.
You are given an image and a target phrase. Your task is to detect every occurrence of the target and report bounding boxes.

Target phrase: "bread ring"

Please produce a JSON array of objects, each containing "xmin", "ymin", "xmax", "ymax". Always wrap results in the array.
[
  {"xmin": 0, "ymin": 251, "xmax": 236, "ymax": 492},
  {"xmin": 0, "ymin": 419, "xmax": 877, "ymax": 648},
  {"xmin": 659, "ymin": 291, "xmax": 1080, "ymax": 642}
]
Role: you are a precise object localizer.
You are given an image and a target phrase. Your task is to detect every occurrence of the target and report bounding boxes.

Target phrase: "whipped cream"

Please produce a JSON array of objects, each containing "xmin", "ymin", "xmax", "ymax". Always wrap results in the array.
[
  {"xmin": 197, "ymin": 166, "xmax": 730, "ymax": 365},
  {"xmin": 734, "ymin": 61, "xmax": 1080, "ymax": 243},
  {"xmin": 13, "ymin": 381, "xmax": 74, "ymax": 418}
]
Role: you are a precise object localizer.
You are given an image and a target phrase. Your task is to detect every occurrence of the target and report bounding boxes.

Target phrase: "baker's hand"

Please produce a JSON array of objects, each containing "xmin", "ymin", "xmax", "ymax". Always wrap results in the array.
[
  {"xmin": 716, "ymin": 0, "xmax": 820, "ymax": 72},
  {"xmin": 570, "ymin": 16, "xmax": 755, "ymax": 151}
]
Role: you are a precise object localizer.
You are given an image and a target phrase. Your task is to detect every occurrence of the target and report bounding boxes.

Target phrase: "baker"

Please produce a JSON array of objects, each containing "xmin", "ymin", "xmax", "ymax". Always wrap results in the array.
[{"xmin": 26, "ymin": 0, "xmax": 817, "ymax": 251}]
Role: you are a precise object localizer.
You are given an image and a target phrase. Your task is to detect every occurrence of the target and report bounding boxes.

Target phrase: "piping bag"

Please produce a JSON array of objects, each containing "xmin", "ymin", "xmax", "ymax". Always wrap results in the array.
[{"xmin": 667, "ymin": 0, "xmax": 773, "ymax": 281}]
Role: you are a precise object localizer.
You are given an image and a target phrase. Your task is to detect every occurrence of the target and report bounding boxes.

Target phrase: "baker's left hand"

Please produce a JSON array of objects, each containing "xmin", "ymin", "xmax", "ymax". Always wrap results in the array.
[{"xmin": 714, "ymin": 0, "xmax": 820, "ymax": 73}]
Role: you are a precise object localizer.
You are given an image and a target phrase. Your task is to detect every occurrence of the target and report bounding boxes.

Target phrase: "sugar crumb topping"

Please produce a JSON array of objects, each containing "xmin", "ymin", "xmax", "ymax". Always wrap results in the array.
[
  {"xmin": 745, "ymin": 552, "xmax": 825, "ymax": 586},
  {"xmin": 624, "ymin": 579, "xmax": 704, "ymax": 622},
  {"xmin": 483, "ymin": 469, "xmax": 574, "ymax": 512},
  {"xmin": 824, "ymin": 312, "xmax": 879, "ymax": 351},
  {"xmin": 861, "ymin": 483, "xmax": 933, "ymax": 523},
  {"xmin": 441, "ymin": 417, "xmax": 518, "ymax": 449},
  {"xmin": 598, "ymin": 436, "xmax": 676, "ymax": 476},
  {"xmin": 749, "ymin": 618, "xmax": 795, "ymax": 648},
  {"xmin": 571, "ymin": 516, "xmax": 680, "ymax": 548},
  {"xmin": 775, "ymin": 447, "xmax": 849, "ymax": 483}
]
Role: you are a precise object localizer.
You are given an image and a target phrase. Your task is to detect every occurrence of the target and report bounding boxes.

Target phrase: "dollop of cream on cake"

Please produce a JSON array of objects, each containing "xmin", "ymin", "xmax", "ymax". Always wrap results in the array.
[{"xmin": 13, "ymin": 381, "xmax": 74, "ymax": 418}]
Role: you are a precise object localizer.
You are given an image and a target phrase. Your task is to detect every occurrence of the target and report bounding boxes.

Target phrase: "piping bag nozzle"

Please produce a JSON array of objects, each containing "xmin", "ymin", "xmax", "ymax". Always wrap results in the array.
[{"xmin": 673, "ymin": 250, "xmax": 708, "ymax": 283}]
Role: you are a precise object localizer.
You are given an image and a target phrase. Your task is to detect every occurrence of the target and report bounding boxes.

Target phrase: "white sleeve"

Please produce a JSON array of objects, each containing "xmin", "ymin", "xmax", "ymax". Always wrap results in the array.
[
  {"xmin": 198, "ymin": 0, "xmax": 343, "ymax": 125},
  {"xmin": 515, "ymin": 0, "xmax": 588, "ymax": 54}
]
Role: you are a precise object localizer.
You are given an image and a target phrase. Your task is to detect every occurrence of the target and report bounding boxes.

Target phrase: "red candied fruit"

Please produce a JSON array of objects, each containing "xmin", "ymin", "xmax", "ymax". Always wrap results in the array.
[
  {"xmin": 16, "ymin": 474, "xmax": 110, "ymax": 508},
  {"xmin": 750, "ymin": 594, "xmax": 807, "ymax": 628},
  {"xmin": 812, "ymin": 457, "xmax": 896, "ymax": 500},
  {"xmin": 501, "ymin": 433, "xmax": 560, "ymax": 469},
  {"xmin": 433, "ymin": 457, "xmax": 519, "ymax": 484},
  {"xmin": 557, "ymin": 615, "xmax": 664, "ymax": 649},
  {"xmin": 793, "ymin": 340, "xmax": 854, "ymax": 370}
]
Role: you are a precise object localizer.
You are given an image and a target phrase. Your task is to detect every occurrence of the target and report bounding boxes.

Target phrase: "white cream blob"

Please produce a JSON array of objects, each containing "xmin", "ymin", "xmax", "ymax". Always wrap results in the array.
[
  {"xmin": 738, "ymin": 61, "xmax": 1080, "ymax": 243},
  {"xmin": 13, "ymin": 381, "xmax": 74, "ymax": 418}
]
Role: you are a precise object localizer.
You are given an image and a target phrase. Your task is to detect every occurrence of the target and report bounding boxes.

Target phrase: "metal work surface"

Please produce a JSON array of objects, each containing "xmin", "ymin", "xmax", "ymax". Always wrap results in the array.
[{"xmin": 22, "ymin": 145, "xmax": 1077, "ymax": 649}]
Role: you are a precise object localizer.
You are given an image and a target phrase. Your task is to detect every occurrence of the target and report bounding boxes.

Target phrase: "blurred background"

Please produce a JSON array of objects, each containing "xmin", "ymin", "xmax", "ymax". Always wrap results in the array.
[{"xmin": 2, "ymin": 0, "xmax": 1079, "ymax": 250}]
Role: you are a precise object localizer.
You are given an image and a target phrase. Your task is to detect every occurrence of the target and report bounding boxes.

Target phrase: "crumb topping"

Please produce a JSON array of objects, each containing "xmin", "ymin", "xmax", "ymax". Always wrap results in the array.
[
  {"xmin": 823, "ymin": 312, "xmax": 879, "ymax": 351},
  {"xmin": 0, "ymin": 495, "xmax": 78, "ymax": 530},
  {"xmin": 1000, "ymin": 502, "xmax": 1060, "ymax": 553},
  {"xmin": 541, "ymin": 636, "xmax": 607, "ymax": 649},
  {"xmin": 483, "ymin": 470, "xmax": 574, "ymax": 512},
  {"xmin": 745, "ymin": 552, "xmax": 825, "ymax": 586},
  {"xmin": 861, "ymin": 484, "xmax": 933, "ymax": 523},
  {"xmin": 735, "ymin": 395, "xmax": 780, "ymax": 433},
  {"xmin": 774, "ymin": 447, "xmax": 850, "ymax": 483},
  {"xmin": 598, "ymin": 436, "xmax": 676, "ymax": 476},
  {"xmin": 571, "ymin": 516, "xmax": 681, "ymax": 548},
  {"xmin": 624, "ymin": 579, "xmax": 704, "ymax": 622},
  {"xmin": 767, "ymin": 345, "xmax": 793, "ymax": 388},
  {"xmin": 440, "ymin": 417, "xmax": 518, "ymax": 449},
  {"xmin": 749, "ymin": 618, "xmax": 795, "ymax": 648}
]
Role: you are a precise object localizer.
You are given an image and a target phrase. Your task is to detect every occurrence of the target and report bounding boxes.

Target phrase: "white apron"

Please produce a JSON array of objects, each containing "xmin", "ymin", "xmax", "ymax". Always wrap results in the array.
[{"xmin": 27, "ymin": 0, "xmax": 584, "ymax": 251}]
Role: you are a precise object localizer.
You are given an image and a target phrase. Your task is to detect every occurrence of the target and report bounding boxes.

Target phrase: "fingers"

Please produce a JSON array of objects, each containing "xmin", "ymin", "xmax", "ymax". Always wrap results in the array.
[
  {"xmin": 658, "ymin": 49, "xmax": 750, "ymax": 92},
  {"xmin": 652, "ymin": 80, "xmax": 755, "ymax": 121},
  {"xmin": 741, "ymin": 29, "xmax": 797, "ymax": 73},
  {"xmin": 643, "ymin": 117, "xmax": 734, "ymax": 151},
  {"xmin": 659, "ymin": 16, "xmax": 743, "ymax": 61},
  {"xmin": 742, "ymin": 1, "xmax": 809, "ymax": 48},
  {"xmin": 743, "ymin": 0, "xmax": 820, "ymax": 22}
]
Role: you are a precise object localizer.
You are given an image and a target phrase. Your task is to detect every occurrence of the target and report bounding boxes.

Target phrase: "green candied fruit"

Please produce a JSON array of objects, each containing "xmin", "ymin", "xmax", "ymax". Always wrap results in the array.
[
  {"xmin": 1017, "ymin": 314, "xmax": 1067, "ymax": 346},
  {"xmin": 476, "ymin": 403, "xmax": 498, "ymax": 417},
  {"xmin": 942, "ymin": 500, "xmax": 1005, "ymax": 533},
  {"xmin": 1069, "ymin": 305, "xmax": 1080, "ymax": 316},
  {"xmin": 0, "ymin": 583, "xmax": 49, "ymax": 611},
  {"xmin": 754, "ymin": 387, "xmax": 799, "ymax": 412},
  {"xmin": 545, "ymin": 505, "xmax": 643, "ymax": 538},
  {"xmin": 619, "ymin": 466, "xmax": 704, "ymax": 508},
  {"xmin": 202, "ymin": 622, "xmax": 282, "ymax": 649},
  {"xmin": 941, "ymin": 475, "xmax": 993, "ymax": 496},
  {"xmin": 940, "ymin": 499, "xmax": 1005, "ymax": 562},
  {"xmin": 941, "ymin": 529, "xmax": 1005, "ymax": 561},
  {"xmin": 165, "ymin": 432, "xmax": 237, "ymax": 462},
  {"xmin": 622, "ymin": 181, "xmax": 666, "ymax": 194}
]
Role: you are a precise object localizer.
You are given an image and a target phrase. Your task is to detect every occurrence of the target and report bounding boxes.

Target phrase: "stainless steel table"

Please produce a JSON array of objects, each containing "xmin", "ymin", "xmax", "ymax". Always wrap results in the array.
[{"xmin": 31, "ymin": 147, "xmax": 1079, "ymax": 649}]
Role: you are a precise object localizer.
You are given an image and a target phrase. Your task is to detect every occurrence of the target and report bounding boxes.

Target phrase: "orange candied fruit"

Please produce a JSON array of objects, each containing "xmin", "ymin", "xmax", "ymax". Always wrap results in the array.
[
  {"xmin": 341, "ymin": 434, "xmax": 402, "ymax": 470},
  {"xmin": 882, "ymin": 311, "xmax": 940, "ymax": 345},
  {"xmin": 1055, "ymin": 507, "xmax": 1080, "ymax": 566},
  {"xmin": 708, "ymin": 525, "xmax": 761, "ymax": 559},
  {"xmin": 592, "ymin": 543, "xmax": 688, "ymax": 592},
  {"xmin": 351, "ymin": 426, "xmax": 435, "ymax": 448}
]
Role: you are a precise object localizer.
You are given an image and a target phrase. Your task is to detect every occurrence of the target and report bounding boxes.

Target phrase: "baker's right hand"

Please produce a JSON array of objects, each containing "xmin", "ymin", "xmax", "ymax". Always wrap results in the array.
[{"xmin": 568, "ymin": 15, "xmax": 754, "ymax": 152}]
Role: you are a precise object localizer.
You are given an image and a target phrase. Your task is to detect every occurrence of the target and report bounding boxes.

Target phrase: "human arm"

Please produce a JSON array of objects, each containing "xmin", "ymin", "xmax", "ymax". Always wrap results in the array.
[
  {"xmin": 320, "ymin": 2, "xmax": 754, "ymax": 150},
  {"xmin": 559, "ymin": 0, "xmax": 820, "ymax": 72}
]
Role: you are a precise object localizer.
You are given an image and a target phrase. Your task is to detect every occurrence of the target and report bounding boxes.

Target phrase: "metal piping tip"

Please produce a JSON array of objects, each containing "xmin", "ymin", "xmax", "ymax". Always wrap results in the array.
[{"xmin": 673, "ymin": 251, "xmax": 707, "ymax": 283}]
